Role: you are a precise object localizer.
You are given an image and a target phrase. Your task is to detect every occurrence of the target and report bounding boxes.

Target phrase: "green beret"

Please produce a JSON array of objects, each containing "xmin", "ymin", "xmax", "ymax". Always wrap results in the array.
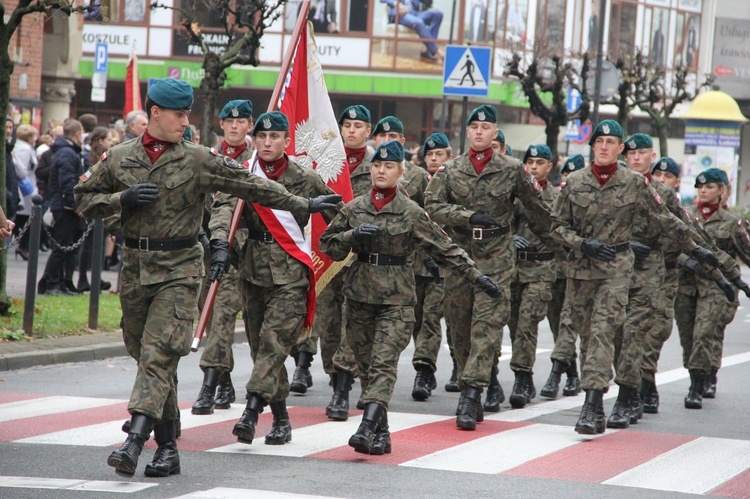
[
  {"xmin": 588, "ymin": 119, "xmax": 623, "ymax": 146},
  {"xmin": 371, "ymin": 140, "xmax": 404, "ymax": 162},
  {"xmin": 373, "ymin": 116, "xmax": 404, "ymax": 136},
  {"xmin": 695, "ymin": 168, "xmax": 729, "ymax": 187},
  {"xmin": 219, "ymin": 99, "xmax": 253, "ymax": 120},
  {"xmin": 505, "ymin": 144, "xmax": 513, "ymax": 156},
  {"xmin": 466, "ymin": 104, "xmax": 497, "ymax": 125},
  {"xmin": 624, "ymin": 133, "xmax": 653, "ymax": 151},
  {"xmin": 339, "ymin": 105, "xmax": 371, "ymax": 125},
  {"xmin": 422, "ymin": 132, "xmax": 450, "ymax": 157},
  {"xmin": 561, "ymin": 154, "xmax": 585, "ymax": 173},
  {"xmin": 494, "ymin": 130, "xmax": 505, "ymax": 143},
  {"xmin": 182, "ymin": 126, "xmax": 193, "ymax": 142},
  {"xmin": 252, "ymin": 111, "xmax": 289, "ymax": 136},
  {"xmin": 147, "ymin": 78, "xmax": 194, "ymax": 110},
  {"xmin": 523, "ymin": 144, "xmax": 551, "ymax": 163},
  {"xmin": 652, "ymin": 157, "xmax": 680, "ymax": 177}
]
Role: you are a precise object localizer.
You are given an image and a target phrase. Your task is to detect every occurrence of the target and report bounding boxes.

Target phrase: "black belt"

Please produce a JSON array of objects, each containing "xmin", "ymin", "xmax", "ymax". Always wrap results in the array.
[
  {"xmin": 665, "ymin": 261, "xmax": 678, "ymax": 270},
  {"xmin": 612, "ymin": 242, "xmax": 631, "ymax": 253},
  {"xmin": 517, "ymin": 250, "xmax": 555, "ymax": 262},
  {"xmin": 454, "ymin": 225, "xmax": 510, "ymax": 240},
  {"xmin": 124, "ymin": 236, "xmax": 197, "ymax": 251},
  {"xmin": 356, "ymin": 253, "xmax": 407, "ymax": 266},
  {"xmin": 247, "ymin": 230, "xmax": 275, "ymax": 243}
]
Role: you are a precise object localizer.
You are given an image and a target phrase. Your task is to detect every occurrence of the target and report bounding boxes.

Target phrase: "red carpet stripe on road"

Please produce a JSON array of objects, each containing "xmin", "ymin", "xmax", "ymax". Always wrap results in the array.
[
  {"xmin": 0, "ymin": 392, "xmax": 46, "ymax": 404},
  {"xmin": 503, "ymin": 430, "xmax": 696, "ymax": 483},
  {"xmin": 309, "ymin": 419, "xmax": 530, "ymax": 465},
  {"xmin": 708, "ymin": 468, "xmax": 750, "ymax": 498},
  {"xmin": 0, "ymin": 402, "xmax": 129, "ymax": 441}
]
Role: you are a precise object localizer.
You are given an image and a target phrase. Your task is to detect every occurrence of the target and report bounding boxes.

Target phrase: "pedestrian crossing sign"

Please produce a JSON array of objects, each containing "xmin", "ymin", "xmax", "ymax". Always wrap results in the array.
[{"xmin": 443, "ymin": 45, "xmax": 491, "ymax": 97}]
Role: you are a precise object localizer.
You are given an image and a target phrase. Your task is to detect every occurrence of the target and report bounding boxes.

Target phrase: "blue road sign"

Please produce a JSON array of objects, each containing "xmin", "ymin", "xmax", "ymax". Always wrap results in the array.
[
  {"xmin": 443, "ymin": 46, "xmax": 491, "ymax": 97},
  {"xmin": 95, "ymin": 43, "xmax": 108, "ymax": 73},
  {"xmin": 567, "ymin": 87, "xmax": 581, "ymax": 113},
  {"xmin": 565, "ymin": 119, "xmax": 582, "ymax": 141}
]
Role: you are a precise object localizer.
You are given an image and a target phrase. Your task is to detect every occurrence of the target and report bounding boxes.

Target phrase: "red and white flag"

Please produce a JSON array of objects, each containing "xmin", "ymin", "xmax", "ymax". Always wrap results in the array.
[{"xmin": 123, "ymin": 51, "xmax": 142, "ymax": 118}]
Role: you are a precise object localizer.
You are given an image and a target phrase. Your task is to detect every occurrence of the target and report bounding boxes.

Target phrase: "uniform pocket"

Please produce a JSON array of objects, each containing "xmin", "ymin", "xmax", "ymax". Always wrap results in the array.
[
  {"xmin": 164, "ymin": 167, "xmax": 194, "ymax": 189},
  {"xmin": 570, "ymin": 192, "xmax": 595, "ymax": 208},
  {"xmin": 166, "ymin": 303, "xmax": 198, "ymax": 356}
]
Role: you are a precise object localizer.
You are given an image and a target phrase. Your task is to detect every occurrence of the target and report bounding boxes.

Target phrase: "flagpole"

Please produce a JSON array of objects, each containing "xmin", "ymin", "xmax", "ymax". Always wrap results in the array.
[{"xmin": 192, "ymin": 1, "xmax": 312, "ymax": 351}]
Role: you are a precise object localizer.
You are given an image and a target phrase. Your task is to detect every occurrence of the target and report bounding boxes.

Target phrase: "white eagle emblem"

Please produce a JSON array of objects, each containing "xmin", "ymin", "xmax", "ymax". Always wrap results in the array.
[
  {"xmin": 660, "ymin": 161, "xmax": 667, "ymax": 170},
  {"xmin": 383, "ymin": 122, "xmax": 391, "ymax": 132},
  {"xmin": 348, "ymin": 108, "xmax": 357, "ymax": 118},
  {"xmin": 231, "ymin": 107, "xmax": 239, "ymax": 117},
  {"xmin": 379, "ymin": 147, "xmax": 388, "ymax": 159},
  {"xmin": 428, "ymin": 139, "xmax": 435, "ymax": 147},
  {"xmin": 152, "ymin": 143, "xmax": 165, "ymax": 152},
  {"xmin": 628, "ymin": 140, "xmax": 636, "ymax": 149},
  {"xmin": 226, "ymin": 146, "xmax": 235, "ymax": 155},
  {"xmin": 602, "ymin": 124, "xmax": 611, "ymax": 134},
  {"xmin": 698, "ymin": 174, "xmax": 706, "ymax": 184},
  {"xmin": 263, "ymin": 117, "xmax": 271, "ymax": 129},
  {"xmin": 530, "ymin": 147, "xmax": 538, "ymax": 156},
  {"xmin": 476, "ymin": 152, "xmax": 485, "ymax": 160},
  {"xmin": 478, "ymin": 111, "xmax": 486, "ymax": 121},
  {"xmin": 293, "ymin": 119, "xmax": 347, "ymax": 184}
]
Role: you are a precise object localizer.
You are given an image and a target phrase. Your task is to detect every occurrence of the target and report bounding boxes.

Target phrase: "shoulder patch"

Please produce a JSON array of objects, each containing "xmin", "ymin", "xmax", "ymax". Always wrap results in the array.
[
  {"xmin": 210, "ymin": 148, "xmax": 219, "ymax": 156},
  {"xmin": 100, "ymin": 151, "xmax": 108, "ymax": 162},
  {"xmin": 652, "ymin": 189, "xmax": 663, "ymax": 206},
  {"xmin": 739, "ymin": 220, "xmax": 743, "ymax": 227},
  {"xmin": 80, "ymin": 169, "xmax": 93, "ymax": 183},
  {"xmin": 644, "ymin": 176, "xmax": 649, "ymax": 186},
  {"xmin": 531, "ymin": 176, "xmax": 541, "ymax": 192},
  {"xmin": 224, "ymin": 156, "xmax": 242, "ymax": 169},
  {"xmin": 437, "ymin": 165, "xmax": 445, "ymax": 172}
]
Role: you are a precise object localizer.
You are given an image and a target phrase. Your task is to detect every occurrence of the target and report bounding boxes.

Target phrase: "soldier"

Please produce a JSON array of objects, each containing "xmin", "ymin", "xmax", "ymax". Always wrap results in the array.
[
  {"xmin": 550, "ymin": 119, "xmax": 720, "ymax": 434},
  {"xmin": 559, "ymin": 153, "xmax": 585, "ymax": 183},
  {"xmin": 320, "ymin": 140, "xmax": 502, "ymax": 454},
  {"xmin": 507, "ymin": 144, "xmax": 559, "ymax": 408},
  {"xmin": 74, "ymin": 79, "xmax": 341, "ymax": 477},
  {"xmin": 208, "ymin": 111, "xmax": 340, "ymax": 446},
  {"xmin": 192, "ymin": 99, "xmax": 254, "ymax": 415},
  {"xmin": 425, "ymin": 105, "xmax": 556, "ymax": 430},
  {"xmin": 491, "ymin": 130, "xmax": 507, "ymax": 155}
]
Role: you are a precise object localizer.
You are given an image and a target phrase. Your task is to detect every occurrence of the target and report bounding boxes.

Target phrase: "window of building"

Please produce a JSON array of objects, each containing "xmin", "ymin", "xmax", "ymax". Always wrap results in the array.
[
  {"xmin": 534, "ymin": 0, "xmax": 566, "ymax": 54},
  {"xmin": 607, "ymin": 1, "xmax": 637, "ymax": 61}
]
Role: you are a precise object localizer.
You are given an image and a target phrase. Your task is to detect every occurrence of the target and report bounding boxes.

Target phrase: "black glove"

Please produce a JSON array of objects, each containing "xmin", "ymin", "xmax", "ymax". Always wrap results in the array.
[
  {"xmin": 691, "ymin": 246, "xmax": 720, "ymax": 269},
  {"xmin": 198, "ymin": 231, "xmax": 210, "ymax": 253},
  {"xmin": 683, "ymin": 257, "xmax": 708, "ymax": 279},
  {"xmin": 469, "ymin": 213, "xmax": 501, "ymax": 227},
  {"xmin": 308, "ymin": 194, "xmax": 343, "ymax": 213},
  {"xmin": 513, "ymin": 235, "xmax": 531, "ymax": 250},
  {"xmin": 121, "ymin": 183, "xmax": 159, "ymax": 208},
  {"xmin": 731, "ymin": 277, "xmax": 750, "ymax": 298},
  {"xmin": 352, "ymin": 223, "xmax": 379, "ymax": 242},
  {"xmin": 475, "ymin": 274, "xmax": 503, "ymax": 299},
  {"xmin": 716, "ymin": 277, "xmax": 737, "ymax": 303},
  {"xmin": 581, "ymin": 239, "xmax": 616, "ymax": 262},
  {"xmin": 423, "ymin": 258, "xmax": 442, "ymax": 283},
  {"xmin": 208, "ymin": 239, "xmax": 231, "ymax": 282},
  {"xmin": 630, "ymin": 241, "xmax": 651, "ymax": 262}
]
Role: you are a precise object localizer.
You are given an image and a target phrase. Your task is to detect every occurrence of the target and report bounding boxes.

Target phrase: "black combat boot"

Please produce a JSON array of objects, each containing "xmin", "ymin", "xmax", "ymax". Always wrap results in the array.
[
  {"xmin": 640, "ymin": 378, "xmax": 659, "ymax": 414},
  {"xmin": 456, "ymin": 386, "xmax": 482, "ymax": 431},
  {"xmin": 265, "ymin": 401, "xmax": 292, "ymax": 445},
  {"xmin": 328, "ymin": 371, "xmax": 353, "ymax": 421},
  {"xmin": 214, "ymin": 371, "xmax": 236, "ymax": 409},
  {"xmin": 483, "ymin": 364, "xmax": 505, "ymax": 412},
  {"xmin": 685, "ymin": 370, "xmax": 705, "ymax": 409},
  {"xmin": 349, "ymin": 402, "xmax": 383, "ymax": 454},
  {"xmin": 191, "ymin": 368, "xmax": 221, "ymax": 415},
  {"xmin": 144, "ymin": 419, "xmax": 180, "ymax": 477},
  {"xmin": 370, "ymin": 410, "xmax": 392, "ymax": 455},
  {"xmin": 595, "ymin": 400, "xmax": 606, "ymax": 434},
  {"xmin": 412, "ymin": 366, "xmax": 433, "ymax": 401},
  {"xmin": 326, "ymin": 372, "xmax": 338, "ymax": 416},
  {"xmin": 563, "ymin": 360, "xmax": 582, "ymax": 396},
  {"xmin": 629, "ymin": 389, "xmax": 643, "ymax": 424},
  {"xmin": 607, "ymin": 385, "xmax": 634, "ymax": 429},
  {"xmin": 509, "ymin": 371, "xmax": 536, "ymax": 409},
  {"xmin": 107, "ymin": 413, "xmax": 154, "ymax": 477},
  {"xmin": 703, "ymin": 368, "xmax": 718, "ymax": 399},
  {"xmin": 575, "ymin": 389, "xmax": 603, "ymax": 435},
  {"xmin": 540, "ymin": 360, "xmax": 567, "ymax": 399},
  {"xmin": 445, "ymin": 358, "xmax": 460, "ymax": 392},
  {"xmin": 232, "ymin": 394, "xmax": 267, "ymax": 444},
  {"xmin": 290, "ymin": 352, "xmax": 314, "ymax": 394}
]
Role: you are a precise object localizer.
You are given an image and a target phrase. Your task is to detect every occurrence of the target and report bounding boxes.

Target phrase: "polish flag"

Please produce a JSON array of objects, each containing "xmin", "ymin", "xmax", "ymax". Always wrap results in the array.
[{"xmin": 123, "ymin": 52, "xmax": 142, "ymax": 118}]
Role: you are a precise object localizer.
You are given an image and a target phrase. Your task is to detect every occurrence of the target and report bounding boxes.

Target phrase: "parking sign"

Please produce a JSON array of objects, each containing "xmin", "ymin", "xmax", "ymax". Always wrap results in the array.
[{"xmin": 95, "ymin": 43, "xmax": 108, "ymax": 73}]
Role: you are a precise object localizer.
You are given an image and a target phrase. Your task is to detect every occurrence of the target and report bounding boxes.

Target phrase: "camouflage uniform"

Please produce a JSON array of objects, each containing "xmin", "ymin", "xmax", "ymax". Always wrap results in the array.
[
  {"xmin": 74, "ymin": 139, "xmax": 311, "ymax": 421},
  {"xmin": 425, "ymin": 152, "xmax": 554, "ymax": 389},
  {"xmin": 320, "ymin": 189, "xmax": 482, "ymax": 409}
]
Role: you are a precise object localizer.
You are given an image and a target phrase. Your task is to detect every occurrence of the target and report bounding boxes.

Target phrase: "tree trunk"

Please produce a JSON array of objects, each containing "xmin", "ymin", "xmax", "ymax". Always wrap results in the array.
[
  {"xmin": 545, "ymin": 122, "xmax": 561, "ymax": 182},
  {"xmin": 656, "ymin": 116, "xmax": 669, "ymax": 157},
  {"xmin": 199, "ymin": 53, "xmax": 223, "ymax": 147}
]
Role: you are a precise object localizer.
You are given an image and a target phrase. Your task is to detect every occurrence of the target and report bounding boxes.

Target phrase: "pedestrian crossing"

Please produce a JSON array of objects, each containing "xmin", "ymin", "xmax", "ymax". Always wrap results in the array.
[{"xmin": 1, "ymin": 388, "xmax": 750, "ymax": 497}]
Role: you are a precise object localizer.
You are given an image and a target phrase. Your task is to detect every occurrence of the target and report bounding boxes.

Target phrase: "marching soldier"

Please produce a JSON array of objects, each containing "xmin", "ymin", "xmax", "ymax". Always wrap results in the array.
[
  {"xmin": 491, "ymin": 130, "xmax": 507, "ymax": 156},
  {"xmin": 74, "ymin": 80, "xmax": 340, "ymax": 477},
  {"xmin": 559, "ymin": 153, "xmax": 585, "ymax": 183}
]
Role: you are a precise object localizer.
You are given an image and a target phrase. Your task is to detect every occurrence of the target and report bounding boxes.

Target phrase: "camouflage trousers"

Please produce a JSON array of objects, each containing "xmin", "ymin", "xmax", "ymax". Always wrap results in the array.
[
  {"xmin": 547, "ymin": 278, "xmax": 566, "ymax": 342},
  {"xmin": 345, "ymin": 299, "xmax": 415, "ymax": 410},
  {"xmin": 641, "ymin": 267, "xmax": 679, "ymax": 383},
  {"xmin": 120, "ymin": 274, "xmax": 200, "ymax": 422},
  {"xmin": 508, "ymin": 280, "xmax": 552, "ymax": 373},
  {"xmin": 241, "ymin": 276, "xmax": 308, "ymax": 403},
  {"xmin": 445, "ymin": 270, "xmax": 511, "ymax": 389},
  {"xmin": 199, "ymin": 266, "xmax": 243, "ymax": 372},
  {"xmin": 613, "ymin": 283, "xmax": 661, "ymax": 389},
  {"xmin": 412, "ymin": 275, "xmax": 445, "ymax": 372},
  {"xmin": 549, "ymin": 278, "xmax": 580, "ymax": 365},
  {"xmin": 560, "ymin": 277, "xmax": 630, "ymax": 391}
]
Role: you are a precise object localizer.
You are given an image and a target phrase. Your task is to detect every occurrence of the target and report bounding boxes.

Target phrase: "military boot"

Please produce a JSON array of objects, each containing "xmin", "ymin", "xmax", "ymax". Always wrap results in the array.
[
  {"xmin": 595, "ymin": 401, "xmax": 606, "ymax": 434},
  {"xmin": 629, "ymin": 389, "xmax": 643, "ymax": 424},
  {"xmin": 640, "ymin": 378, "xmax": 659, "ymax": 414},
  {"xmin": 144, "ymin": 419, "xmax": 180, "ymax": 477},
  {"xmin": 509, "ymin": 371, "xmax": 536, "ymax": 409},
  {"xmin": 607, "ymin": 385, "xmax": 634, "ymax": 429},
  {"xmin": 445, "ymin": 358, "xmax": 460, "ymax": 392},
  {"xmin": 703, "ymin": 368, "xmax": 718, "ymax": 399},
  {"xmin": 483, "ymin": 365, "xmax": 505, "ymax": 412},
  {"xmin": 370, "ymin": 410, "xmax": 392, "ymax": 455},
  {"xmin": 685, "ymin": 370, "xmax": 705, "ymax": 409},
  {"xmin": 232, "ymin": 394, "xmax": 266, "ymax": 444},
  {"xmin": 107, "ymin": 413, "xmax": 153, "ymax": 477},
  {"xmin": 328, "ymin": 371, "xmax": 353, "ymax": 421},
  {"xmin": 540, "ymin": 360, "xmax": 567, "ymax": 399},
  {"xmin": 456, "ymin": 386, "xmax": 482, "ymax": 431},
  {"xmin": 191, "ymin": 368, "xmax": 221, "ymax": 415},
  {"xmin": 349, "ymin": 402, "xmax": 383, "ymax": 454},
  {"xmin": 214, "ymin": 371, "xmax": 236, "ymax": 409},
  {"xmin": 290, "ymin": 352, "xmax": 314, "ymax": 394},
  {"xmin": 562, "ymin": 360, "xmax": 582, "ymax": 396},
  {"xmin": 325, "ymin": 373, "xmax": 338, "ymax": 416},
  {"xmin": 412, "ymin": 366, "xmax": 433, "ymax": 401},
  {"xmin": 575, "ymin": 389, "xmax": 603, "ymax": 435},
  {"xmin": 265, "ymin": 401, "xmax": 292, "ymax": 445}
]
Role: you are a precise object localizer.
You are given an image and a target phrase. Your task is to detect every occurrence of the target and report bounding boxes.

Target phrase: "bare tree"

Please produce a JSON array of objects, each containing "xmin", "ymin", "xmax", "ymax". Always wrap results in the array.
[{"xmin": 151, "ymin": 0, "xmax": 286, "ymax": 146}]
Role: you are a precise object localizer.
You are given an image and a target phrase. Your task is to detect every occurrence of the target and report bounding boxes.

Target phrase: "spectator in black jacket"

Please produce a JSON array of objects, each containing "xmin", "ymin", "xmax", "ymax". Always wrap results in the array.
[{"xmin": 4, "ymin": 117, "xmax": 19, "ymax": 223}]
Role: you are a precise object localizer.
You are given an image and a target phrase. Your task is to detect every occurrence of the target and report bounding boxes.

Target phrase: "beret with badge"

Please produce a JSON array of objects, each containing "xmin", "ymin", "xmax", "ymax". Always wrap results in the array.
[
  {"xmin": 219, "ymin": 100, "xmax": 253, "ymax": 120},
  {"xmin": 371, "ymin": 140, "xmax": 404, "ymax": 162},
  {"xmin": 147, "ymin": 78, "xmax": 194, "ymax": 110},
  {"xmin": 588, "ymin": 119, "xmax": 623, "ymax": 146},
  {"xmin": 523, "ymin": 144, "xmax": 552, "ymax": 163},
  {"xmin": 251, "ymin": 111, "xmax": 289, "ymax": 136},
  {"xmin": 422, "ymin": 132, "xmax": 450, "ymax": 157},
  {"xmin": 623, "ymin": 133, "xmax": 653, "ymax": 152},
  {"xmin": 695, "ymin": 167, "xmax": 729, "ymax": 187},
  {"xmin": 652, "ymin": 157, "xmax": 680, "ymax": 177},
  {"xmin": 338, "ymin": 105, "xmax": 371, "ymax": 125},
  {"xmin": 561, "ymin": 153, "xmax": 585, "ymax": 173},
  {"xmin": 372, "ymin": 116, "xmax": 404, "ymax": 136},
  {"xmin": 466, "ymin": 104, "xmax": 498, "ymax": 125}
]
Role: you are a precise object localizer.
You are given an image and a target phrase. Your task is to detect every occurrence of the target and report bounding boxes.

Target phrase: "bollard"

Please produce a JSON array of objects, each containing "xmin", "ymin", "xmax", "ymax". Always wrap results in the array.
[
  {"xmin": 88, "ymin": 219, "xmax": 104, "ymax": 329},
  {"xmin": 22, "ymin": 195, "xmax": 44, "ymax": 335}
]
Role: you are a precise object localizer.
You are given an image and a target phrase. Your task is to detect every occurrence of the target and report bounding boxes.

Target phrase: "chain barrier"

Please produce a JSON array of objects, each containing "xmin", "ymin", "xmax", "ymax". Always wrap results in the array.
[{"xmin": 1, "ymin": 212, "xmax": 94, "ymax": 254}]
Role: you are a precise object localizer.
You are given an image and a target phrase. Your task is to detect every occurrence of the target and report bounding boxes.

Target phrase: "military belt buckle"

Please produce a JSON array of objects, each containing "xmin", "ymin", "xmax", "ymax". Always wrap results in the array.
[
  {"xmin": 517, "ymin": 251, "xmax": 527, "ymax": 261},
  {"xmin": 472, "ymin": 228, "xmax": 483, "ymax": 240},
  {"xmin": 368, "ymin": 253, "xmax": 379, "ymax": 265},
  {"xmin": 138, "ymin": 237, "xmax": 149, "ymax": 251},
  {"xmin": 263, "ymin": 232, "xmax": 274, "ymax": 243}
]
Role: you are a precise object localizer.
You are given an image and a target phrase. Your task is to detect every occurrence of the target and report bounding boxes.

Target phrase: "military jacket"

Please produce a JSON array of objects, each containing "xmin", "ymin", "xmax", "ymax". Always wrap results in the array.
[
  {"xmin": 514, "ymin": 184, "xmax": 559, "ymax": 283},
  {"xmin": 349, "ymin": 151, "xmax": 374, "ymax": 198},
  {"xmin": 320, "ymin": 190, "xmax": 482, "ymax": 305},
  {"xmin": 74, "ymin": 138, "xmax": 308, "ymax": 286},
  {"xmin": 210, "ymin": 158, "xmax": 337, "ymax": 287},
  {"xmin": 425, "ymin": 152, "xmax": 554, "ymax": 274},
  {"xmin": 402, "ymin": 162, "xmax": 432, "ymax": 278}
]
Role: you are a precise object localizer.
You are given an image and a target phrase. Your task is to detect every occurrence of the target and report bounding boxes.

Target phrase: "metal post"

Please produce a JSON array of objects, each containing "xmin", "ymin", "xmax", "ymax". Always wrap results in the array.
[
  {"xmin": 459, "ymin": 96, "xmax": 468, "ymax": 155},
  {"xmin": 590, "ymin": 0, "xmax": 608, "ymax": 133},
  {"xmin": 88, "ymin": 219, "xmax": 104, "ymax": 329},
  {"xmin": 439, "ymin": 0, "xmax": 457, "ymax": 132},
  {"xmin": 23, "ymin": 195, "xmax": 43, "ymax": 335}
]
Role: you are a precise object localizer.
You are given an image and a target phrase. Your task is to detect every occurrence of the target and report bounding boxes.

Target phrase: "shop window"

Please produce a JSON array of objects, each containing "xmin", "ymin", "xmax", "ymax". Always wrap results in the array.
[{"xmin": 534, "ymin": 0, "xmax": 565, "ymax": 54}]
